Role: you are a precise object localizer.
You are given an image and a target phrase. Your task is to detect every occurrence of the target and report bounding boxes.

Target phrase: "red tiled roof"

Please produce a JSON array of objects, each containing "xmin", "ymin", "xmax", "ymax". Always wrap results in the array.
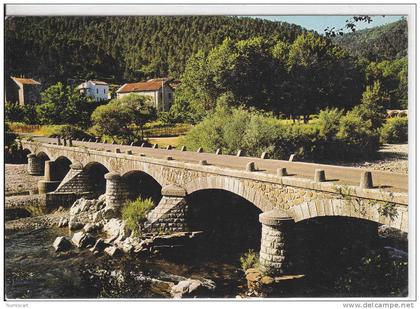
[
  {"xmin": 11, "ymin": 77, "xmax": 41, "ymax": 85},
  {"xmin": 117, "ymin": 81, "xmax": 166, "ymax": 93}
]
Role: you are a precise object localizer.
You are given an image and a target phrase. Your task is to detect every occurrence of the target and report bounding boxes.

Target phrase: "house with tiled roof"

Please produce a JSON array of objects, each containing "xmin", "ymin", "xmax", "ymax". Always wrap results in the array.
[
  {"xmin": 116, "ymin": 78, "xmax": 174, "ymax": 112},
  {"xmin": 8, "ymin": 76, "xmax": 41, "ymax": 106},
  {"xmin": 77, "ymin": 80, "xmax": 109, "ymax": 102}
]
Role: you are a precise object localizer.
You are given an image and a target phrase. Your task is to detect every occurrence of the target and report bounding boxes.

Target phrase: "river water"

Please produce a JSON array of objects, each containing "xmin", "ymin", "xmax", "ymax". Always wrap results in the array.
[
  {"xmin": 5, "ymin": 219, "xmax": 409, "ymax": 299},
  {"xmin": 5, "ymin": 225, "xmax": 249, "ymax": 299}
]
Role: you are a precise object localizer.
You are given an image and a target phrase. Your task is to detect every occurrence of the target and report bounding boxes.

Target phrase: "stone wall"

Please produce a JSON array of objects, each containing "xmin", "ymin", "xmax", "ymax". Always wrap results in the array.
[{"xmin": 145, "ymin": 197, "xmax": 188, "ymax": 233}]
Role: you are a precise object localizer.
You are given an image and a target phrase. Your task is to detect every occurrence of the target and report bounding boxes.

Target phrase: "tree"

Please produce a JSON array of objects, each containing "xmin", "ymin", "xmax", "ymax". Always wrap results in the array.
[
  {"xmin": 91, "ymin": 94, "xmax": 157, "ymax": 143},
  {"xmin": 355, "ymin": 80, "xmax": 389, "ymax": 129},
  {"xmin": 287, "ymin": 32, "xmax": 364, "ymax": 120},
  {"xmin": 36, "ymin": 82, "xmax": 97, "ymax": 127}
]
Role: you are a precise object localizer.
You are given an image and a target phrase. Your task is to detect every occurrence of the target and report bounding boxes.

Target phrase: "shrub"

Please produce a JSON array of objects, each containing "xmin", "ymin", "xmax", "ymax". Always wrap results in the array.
[
  {"xmin": 5, "ymin": 102, "xmax": 24, "ymax": 122},
  {"xmin": 336, "ymin": 110, "xmax": 380, "ymax": 159},
  {"xmin": 53, "ymin": 125, "xmax": 94, "ymax": 140},
  {"xmin": 317, "ymin": 108, "xmax": 344, "ymax": 138},
  {"xmin": 121, "ymin": 197, "xmax": 155, "ymax": 236},
  {"xmin": 240, "ymin": 249, "xmax": 259, "ymax": 272},
  {"xmin": 380, "ymin": 117, "xmax": 408, "ymax": 144},
  {"xmin": 4, "ymin": 123, "xmax": 17, "ymax": 148}
]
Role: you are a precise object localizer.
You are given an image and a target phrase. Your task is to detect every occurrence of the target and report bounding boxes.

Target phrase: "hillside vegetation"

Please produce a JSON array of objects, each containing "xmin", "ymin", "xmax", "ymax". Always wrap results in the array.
[
  {"xmin": 334, "ymin": 19, "xmax": 407, "ymax": 61},
  {"xmin": 5, "ymin": 16, "xmax": 305, "ymax": 86}
]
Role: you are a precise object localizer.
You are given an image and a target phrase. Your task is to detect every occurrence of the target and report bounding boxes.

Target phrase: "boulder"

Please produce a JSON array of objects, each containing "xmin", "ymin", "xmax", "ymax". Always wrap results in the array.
[
  {"xmin": 104, "ymin": 246, "xmax": 122, "ymax": 257},
  {"xmin": 103, "ymin": 218, "xmax": 128, "ymax": 240},
  {"xmin": 68, "ymin": 218, "xmax": 84, "ymax": 231},
  {"xmin": 102, "ymin": 207, "xmax": 116, "ymax": 220},
  {"xmin": 92, "ymin": 211, "xmax": 103, "ymax": 223},
  {"xmin": 52, "ymin": 236, "xmax": 72, "ymax": 252},
  {"xmin": 170, "ymin": 278, "xmax": 215, "ymax": 298},
  {"xmin": 89, "ymin": 238, "xmax": 109, "ymax": 252},
  {"xmin": 71, "ymin": 231, "xmax": 96, "ymax": 248},
  {"xmin": 83, "ymin": 223, "xmax": 101, "ymax": 233}
]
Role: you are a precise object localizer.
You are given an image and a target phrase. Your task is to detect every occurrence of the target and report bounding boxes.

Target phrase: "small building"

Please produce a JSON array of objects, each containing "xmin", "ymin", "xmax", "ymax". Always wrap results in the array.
[
  {"xmin": 9, "ymin": 76, "xmax": 41, "ymax": 106},
  {"xmin": 116, "ymin": 79, "xmax": 174, "ymax": 112},
  {"xmin": 77, "ymin": 80, "xmax": 109, "ymax": 102}
]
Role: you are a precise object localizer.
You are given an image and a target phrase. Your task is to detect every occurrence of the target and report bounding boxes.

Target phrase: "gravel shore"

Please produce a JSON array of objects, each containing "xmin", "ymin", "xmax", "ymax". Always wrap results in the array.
[
  {"xmin": 342, "ymin": 144, "xmax": 408, "ymax": 174},
  {"xmin": 5, "ymin": 164, "xmax": 43, "ymax": 195}
]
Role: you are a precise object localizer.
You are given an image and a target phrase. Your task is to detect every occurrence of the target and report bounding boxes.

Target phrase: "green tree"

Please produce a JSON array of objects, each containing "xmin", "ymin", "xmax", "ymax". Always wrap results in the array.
[
  {"xmin": 36, "ymin": 82, "xmax": 97, "ymax": 127},
  {"xmin": 91, "ymin": 94, "xmax": 157, "ymax": 143},
  {"xmin": 287, "ymin": 32, "xmax": 364, "ymax": 119}
]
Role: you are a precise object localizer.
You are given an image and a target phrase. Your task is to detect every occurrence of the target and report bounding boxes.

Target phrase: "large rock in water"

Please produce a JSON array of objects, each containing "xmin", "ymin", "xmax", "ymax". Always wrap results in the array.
[
  {"xmin": 71, "ymin": 231, "xmax": 96, "ymax": 248},
  {"xmin": 52, "ymin": 236, "xmax": 72, "ymax": 252},
  {"xmin": 103, "ymin": 218, "xmax": 129, "ymax": 240},
  {"xmin": 170, "ymin": 278, "xmax": 216, "ymax": 298}
]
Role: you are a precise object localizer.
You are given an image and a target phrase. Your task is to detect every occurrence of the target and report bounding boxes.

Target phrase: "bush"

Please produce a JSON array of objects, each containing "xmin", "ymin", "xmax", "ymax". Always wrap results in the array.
[
  {"xmin": 380, "ymin": 117, "xmax": 408, "ymax": 144},
  {"xmin": 336, "ymin": 110, "xmax": 380, "ymax": 159},
  {"xmin": 121, "ymin": 197, "xmax": 155, "ymax": 236},
  {"xmin": 240, "ymin": 249, "xmax": 259, "ymax": 272},
  {"xmin": 4, "ymin": 123, "xmax": 18, "ymax": 148},
  {"xmin": 52, "ymin": 125, "xmax": 94, "ymax": 140},
  {"xmin": 5, "ymin": 102, "xmax": 24, "ymax": 122},
  {"xmin": 317, "ymin": 108, "xmax": 344, "ymax": 138}
]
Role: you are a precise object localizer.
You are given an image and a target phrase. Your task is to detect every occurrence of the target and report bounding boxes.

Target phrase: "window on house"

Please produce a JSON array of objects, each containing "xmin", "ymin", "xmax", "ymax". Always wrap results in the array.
[
  {"xmin": 97, "ymin": 89, "xmax": 99, "ymax": 94},
  {"xmin": 104, "ymin": 89, "xmax": 106, "ymax": 94},
  {"xmin": 168, "ymin": 92, "xmax": 172, "ymax": 100}
]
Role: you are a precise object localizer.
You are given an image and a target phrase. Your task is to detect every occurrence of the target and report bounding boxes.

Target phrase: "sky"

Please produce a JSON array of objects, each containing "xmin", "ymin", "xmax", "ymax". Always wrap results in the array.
[{"xmin": 255, "ymin": 15, "xmax": 404, "ymax": 34}]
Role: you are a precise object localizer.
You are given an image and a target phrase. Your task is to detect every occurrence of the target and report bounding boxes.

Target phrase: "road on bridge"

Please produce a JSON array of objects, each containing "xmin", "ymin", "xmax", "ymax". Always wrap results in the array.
[{"xmin": 29, "ymin": 136, "xmax": 408, "ymax": 193}]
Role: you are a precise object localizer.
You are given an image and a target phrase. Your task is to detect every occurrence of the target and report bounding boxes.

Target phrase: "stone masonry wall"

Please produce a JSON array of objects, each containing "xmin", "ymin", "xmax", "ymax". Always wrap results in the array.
[
  {"xmin": 144, "ymin": 197, "xmax": 189, "ymax": 233},
  {"xmin": 55, "ymin": 168, "xmax": 92, "ymax": 194}
]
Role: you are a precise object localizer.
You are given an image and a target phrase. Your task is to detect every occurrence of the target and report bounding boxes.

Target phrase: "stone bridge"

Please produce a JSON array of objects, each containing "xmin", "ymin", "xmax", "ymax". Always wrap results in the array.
[{"xmin": 20, "ymin": 137, "xmax": 408, "ymax": 275}]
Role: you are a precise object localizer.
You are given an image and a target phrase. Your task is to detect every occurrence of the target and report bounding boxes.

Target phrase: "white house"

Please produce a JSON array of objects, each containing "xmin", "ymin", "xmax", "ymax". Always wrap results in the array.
[
  {"xmin": 77, "ymin": 80, "xmax": 109, "ymax": 102},
  {"xmin": 116, "ymin": 79, "xmax": 174, "ymax": 112}
]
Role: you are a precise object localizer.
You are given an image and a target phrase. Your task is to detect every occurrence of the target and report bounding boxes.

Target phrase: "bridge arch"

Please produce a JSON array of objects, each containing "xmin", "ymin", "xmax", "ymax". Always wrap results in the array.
[
  {"xmin": 54, "ymin": 156, "xmax": 72, "ymax": 181},
  {"xmin": 121, "ymin": 170, "xmax": 162, "ymax": 205},
  {"xmin": 83, "ymin": 161, "xmax": 110, "ymax": 195},
  {"xmin": 186, "ymin": 188, "xmax": 263, "ymax": 255},
  {"xmin": 185, "ymin": 176, "xmax": 275, "ymax": 212},
  {"xmin": 288, "ymin": 199, "xmax": 407, "ymax": 232}
]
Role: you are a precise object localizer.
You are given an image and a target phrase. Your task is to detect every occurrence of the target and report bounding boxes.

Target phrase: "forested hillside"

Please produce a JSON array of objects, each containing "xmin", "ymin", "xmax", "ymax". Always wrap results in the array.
[
  {"xmin": 5, "ymin": 16, "xmax": 305, "ymax": 87},
  {"xmin": 334, "ymin": 18, "xmax": 407, "ymax": 61}
]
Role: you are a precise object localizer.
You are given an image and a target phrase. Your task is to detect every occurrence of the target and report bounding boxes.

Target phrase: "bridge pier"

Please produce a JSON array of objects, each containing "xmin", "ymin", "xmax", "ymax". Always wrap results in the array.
[
  {"xmin": 38, "ymin": 160, "xmax": 61, "ymax": 194},
  {"xmin": 145, "ymin": 185, "xmax": 189, "ymax": 233},
  {"xmin": 105, "ymin": 172, "xmax": 129, "ymax": 211},
  {"xmin": 27, "ymin": 153, "xmax": 44, "ymax": 175},
  {"xmin": 259, "ymin": 209, "xmax": 295, "ymax": 276}
]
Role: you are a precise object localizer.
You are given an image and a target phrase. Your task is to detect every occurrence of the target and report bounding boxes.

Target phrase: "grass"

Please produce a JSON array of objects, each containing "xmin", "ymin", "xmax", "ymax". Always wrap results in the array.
[
  {"xmin": 240, "ymin": 249, "xmax": 260, "ymax": 272},
  {"xmin": 121, "ymin": 197, "xmax": 155, "ymax": 236},
  {"xmin": 8, "ymin": 122, "xmax": 67, "ymax": 136},
  {"xmin": 143, "ymin": 123, "xmax": 192, "ymax": 137},
  {"xmin": 146, "ymin": 136, "xmax": 183, "ymax": 148}
]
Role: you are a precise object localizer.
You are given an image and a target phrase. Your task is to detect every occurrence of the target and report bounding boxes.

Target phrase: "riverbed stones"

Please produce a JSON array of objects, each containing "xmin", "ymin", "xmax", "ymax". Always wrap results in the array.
[
  {"xmin": 170, "ymin": 278, "xmax": 216, "ymax": 298},
  {"xmin": 89, "ymin": 238, "xmax": 109, "ymax": 253},
  {"xmin": 104, "ymin": 245, "xmax": 122, "ymax": 257},
  {"xmin": 71, "ymin": 231, "xmax": 95, "ymax": 248},
  {"xmin": 68, "ymin": 218, "xmax": 84, "ymax": 231},
  {"xmin": 83, "ymin": 222, "xmax": 102, "ymax": 233},
  {"xmin": 58, "ymin": 217, "xmax": 69, "ymax": 228},
  {"xmin": 52, "ymin": 236, "xmax": 72, "ymax": 252}
]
